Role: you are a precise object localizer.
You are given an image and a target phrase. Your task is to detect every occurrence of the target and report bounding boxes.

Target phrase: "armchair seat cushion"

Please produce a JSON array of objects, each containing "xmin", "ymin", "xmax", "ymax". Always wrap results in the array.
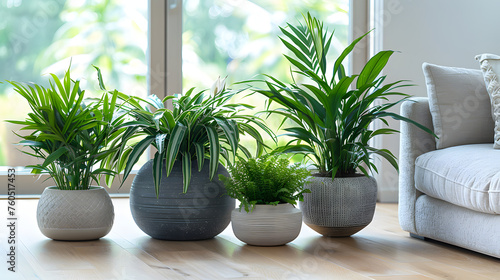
[{"xmin": 415, "ymin": 143, "xmax": 500, "ymax": 214}]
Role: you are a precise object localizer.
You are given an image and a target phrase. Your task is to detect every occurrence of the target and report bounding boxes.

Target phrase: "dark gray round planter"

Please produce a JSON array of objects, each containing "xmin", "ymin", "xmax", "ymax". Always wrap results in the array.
[
  {"xmin": 130, "ymin": 159, "xmax": 234, "ymax": 240},
  {"xmin": 299, "ymin": 175, "xmax": 377, "ymax": 237}
]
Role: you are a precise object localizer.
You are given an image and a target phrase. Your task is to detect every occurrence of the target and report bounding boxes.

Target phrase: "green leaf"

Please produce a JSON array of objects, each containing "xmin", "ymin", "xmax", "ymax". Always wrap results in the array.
[
  {"xmin": 358, "ymin": 165, "xmax": 369, "ymax": 177},
  {"xmin": 165, "ymin": 123, "xmax": 187, "ymax": 176},
  {"xmin": 214, "ymin": 117, "xmax": 238, "ymax": 157},
  {"xmin": 283, "ymin": 127, "xmax": 322, "ymax": 147},
  {"xmin": 367, "ymin": 146, "xmax": 399, "ymax": 171},
  {"xmin": 49, "ymin": 74, "xmax": 67, "ymax": 110},
  {"xmin": 273, "ymin": 144, "xmax": 315, "ymax": 154},
  {"xmin": 41, "ymin": 146, "xmax": 68, "ymax": 168},
  {"xmin": 194, "ymin": 142, "xmax": 205, "ymax": 172},
  {"xmin": 333, "ymin": 30, "xmax": 370, "ymax": 79},
  {"xmin": 357, "ymin": 50, "xmax": 394, "ymax": 87},
  {"xmin": 162, "ymin": 95, "xmax": 175, "ymax": 103},
  {"xmin": 284, "ymin": 54, "xmax": 311, "ymax": 73},
  {"xmin": 147, "ymin": 94, "xmax": 165, "ymax": 109},
  {"xmin": 163, "ymin": 110, "xmax": 176, "ymax": 130},
  {"xmin": 152, "ymin": 151, "xmax": 163, "ymax": 198},
  {"xmin": 287, "ymin": 23, "xmax": 311, "ymax": 52},
  {"xmin": 68, "ymin": 79, "xmax": 80, "ymax": 110},
  {"xmin": 238, "ymin": 122, "xmax": 265, "ymax": 157},
  {"xmin": 121, "ymin": 126, "xmax": 140, "ymax": 144},
  {"xmin": 153, "ymin": 109, "xmax": 166, "ymax": 130},
  {"xmin": 279, "ymin": 36, "xmax": 313, "ymax": 70},
  {"xmin": 205, "ymin": 125, "xmax": 220, "ymax": 181},
  {"xmin": 374, "ymin": 111, "xmax": 436, "ymax": 137},
  {"xmin": 155, "ymin": 133, "xmax": 167, "ymax": 154},
  {"xmin": 18, "ymin": 140, "xmax": 45, "ymax": 148},
  {"xmin": 78, "ymin": 121, "xmax": 99, "ymax": 131},
  {"xmin": 237, "ymin": 144, "xmax": 252, "ymax": 159},
  {"xmin": 279, "ymin": 26, "xmax": 311, "ymax": 60},
  {"xmin": 93, "ymin": 65, "xmax": 106, "ymax": 91},
  {"xmin": 123, "ymin": 135, "xmax": 155, "ymax": 180},
  {"xmin": 182, "ymin": 152, "xmax": 192, "ymax": 193},
  {"xmin": 108, "ymin": 89, "xmax": 119, "ymax": 120},
  {"xmin": 371, "ymin": 128, "xmax": 400, "ymax": 137},
  {"xmin": 62, "ymin": 89, "xmax": 86, "ymax": 134},
  {"xmin": 117, "ymin": 148, "xmax": 132, "ymax": 176},
  {"xmin": 91, "ymin": 168, "xmax": 116, "ymax": 176}
]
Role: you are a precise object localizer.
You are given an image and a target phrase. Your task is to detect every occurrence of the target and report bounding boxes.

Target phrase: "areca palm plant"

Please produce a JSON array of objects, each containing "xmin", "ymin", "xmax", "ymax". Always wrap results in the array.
[
  {"xmin": 119, "ymin": 77, "xmax": 273, "ymax": 197},
  {"xmin": 7, "ymin": 66, "xmax": 133, "ymax": 190},
  {"xmin": 253, "ymin": 13, "xmax": 433, "ymax": 178}
]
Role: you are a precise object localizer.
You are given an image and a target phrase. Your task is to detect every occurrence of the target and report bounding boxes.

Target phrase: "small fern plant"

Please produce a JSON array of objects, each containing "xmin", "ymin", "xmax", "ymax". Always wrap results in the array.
[{"xmin": 219, "ymin": 155, "xmax": 311, "ymax": 212}]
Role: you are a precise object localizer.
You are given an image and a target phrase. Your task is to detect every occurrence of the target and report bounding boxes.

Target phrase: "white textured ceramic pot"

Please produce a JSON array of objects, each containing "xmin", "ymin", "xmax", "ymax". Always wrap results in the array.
[
  {"xmin": 299, "ymin": 176, "xmax": 377, "ymax": 237},
  {"xmin": 37, "ymin": 186, "xmax": 114, "ymax": 241},
  {"xmin": 231, "ymin": 203, "xmax": 302, "ymax": 246}
]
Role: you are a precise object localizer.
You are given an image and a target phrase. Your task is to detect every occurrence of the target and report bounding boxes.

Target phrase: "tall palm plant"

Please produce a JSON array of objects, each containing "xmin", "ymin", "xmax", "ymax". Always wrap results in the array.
[{"xmin": 253, "ymin": 13, "xmax": 433, "ymax": 178}]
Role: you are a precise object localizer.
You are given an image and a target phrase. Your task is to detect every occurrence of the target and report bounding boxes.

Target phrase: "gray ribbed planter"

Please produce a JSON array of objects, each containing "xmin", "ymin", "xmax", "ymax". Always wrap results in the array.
[
  {"xmin": 231, "ymin": 203, "xmax": 302, "ymax": 246},
  {"xmin": 130, "ymin": 159, "xmax": 234, "ymax": 240},
  {"xmin": 299, "ymin": 176, "xmax": 377, "ymax": 237},
  {"xmin": 37, "ymin": 186, "xmax": 114, "ymax": 241}
]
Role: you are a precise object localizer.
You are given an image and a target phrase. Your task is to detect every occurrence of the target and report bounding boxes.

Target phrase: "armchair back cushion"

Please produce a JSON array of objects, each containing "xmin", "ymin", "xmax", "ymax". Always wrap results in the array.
[{"xmin": 422, "ymin": 63, "xmax": 493, "ymax": 149}]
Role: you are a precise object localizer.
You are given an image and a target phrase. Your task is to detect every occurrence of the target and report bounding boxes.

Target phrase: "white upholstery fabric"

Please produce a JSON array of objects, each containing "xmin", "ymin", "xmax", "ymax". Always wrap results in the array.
[
  {"xmin": 422, "ymin": 63, "xmax": 494, "ymax": 149},
  {"xmin": 476, "ymin": 53, "xmax": 500, "ymax": 148},
  {"xmin": 399, "ymin": 98, "xmax": 436, "ymax": 233},
  {"xmin": 415, "ymin": 144, "xmax": 500, "ymax": 214},
  {"xmin": 415, "ymin": 195, "xmax": 500, "ymax": 258}
]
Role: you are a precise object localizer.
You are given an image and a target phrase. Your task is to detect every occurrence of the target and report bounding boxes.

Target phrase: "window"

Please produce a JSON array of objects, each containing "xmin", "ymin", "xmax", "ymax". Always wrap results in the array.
[
  {"xmin": 1, "ymin": 0, "xmax": 363, "ymax": 195},
  {"xmin": 180, "ymin": 0, "xmax": 351, "ymax": 152},
  {"xmin": 182, "ymin": 0, "xmax": 350, "ymax": 91},
  {"xmin": 0, "ymin": 0, "xmax": 147, "ymax": 194}
]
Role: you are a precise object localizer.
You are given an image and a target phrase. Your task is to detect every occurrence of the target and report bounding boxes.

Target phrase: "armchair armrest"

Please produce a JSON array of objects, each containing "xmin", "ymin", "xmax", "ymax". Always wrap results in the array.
[{"xmin": 399, "ymin": 97, "xmax": 436, "ymax": 233}]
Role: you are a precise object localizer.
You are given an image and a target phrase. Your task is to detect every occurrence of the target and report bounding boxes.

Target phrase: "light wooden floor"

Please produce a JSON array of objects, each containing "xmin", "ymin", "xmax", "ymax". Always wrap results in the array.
[{"xmin": 1, "ymin": 199, "xmax": 499, "ymax": 280}]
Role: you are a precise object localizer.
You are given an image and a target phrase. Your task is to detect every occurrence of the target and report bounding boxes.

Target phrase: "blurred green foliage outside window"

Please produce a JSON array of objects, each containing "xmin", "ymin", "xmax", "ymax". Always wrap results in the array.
[{"xmin": 0, "ymin": 0, "xmax": 348, "ymax": 167}]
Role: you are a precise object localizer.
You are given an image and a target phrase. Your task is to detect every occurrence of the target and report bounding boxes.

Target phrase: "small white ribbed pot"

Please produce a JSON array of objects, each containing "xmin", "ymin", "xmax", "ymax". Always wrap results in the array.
[
  {"xmin": 231, "ymin": 203, "xmax": 302, "ymax": 246},
  {"xmin": 37, "ymin": 186, "xmax": 114, "ymax": 241}
]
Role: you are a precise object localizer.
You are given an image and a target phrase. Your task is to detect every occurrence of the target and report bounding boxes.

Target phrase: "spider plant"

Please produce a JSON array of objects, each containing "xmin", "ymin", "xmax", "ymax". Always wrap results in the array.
[
  {"xmin": 119, "ymin": 77, "xmax": 273, "ymax": 197},
  {"xmin": 252, "ymin": 13, "xmax": 434, "ymax": 179},
  {"xmin": 6, "ymin": 66, "xmax": 133, "ymax": 190},
  {"xmin": 219, "ymin": 154, "xmax": 310, "ymax": 213}
]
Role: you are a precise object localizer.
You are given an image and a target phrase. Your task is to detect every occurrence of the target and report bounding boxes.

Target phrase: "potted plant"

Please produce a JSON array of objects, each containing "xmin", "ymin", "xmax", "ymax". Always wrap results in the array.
[
  {"xmin": 118, "ymin": 77, "xmax": 273, "ymax": 240},
  {"xmin": 252, "ymin": 13, "xmax": 434, "ymax": 237},
  {"xmin": 219, "ymin": 155, "xmax": 310, "ymax": 246},
  {"xmin": 6, "ymin": 66, "xmax": 133, "ymax": 240}
]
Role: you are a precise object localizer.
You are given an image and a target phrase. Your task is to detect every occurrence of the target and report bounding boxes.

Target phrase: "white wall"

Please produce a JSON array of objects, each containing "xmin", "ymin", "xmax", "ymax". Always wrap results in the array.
[{"xmin": 372, "ymin": 0, "xmax": 500, "ymax": 202}]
